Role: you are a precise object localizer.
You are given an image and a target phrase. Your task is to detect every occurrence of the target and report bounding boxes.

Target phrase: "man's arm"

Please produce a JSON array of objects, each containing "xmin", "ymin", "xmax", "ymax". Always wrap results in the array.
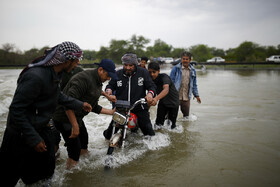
[
  {"xmin": 191, "ymin": 70, "xmax": 201, "ymax": 104},
  {"xmin": 142, "ymin": 70, "xmax": 156, "ymax": 105},
  {"xmin": 102, "ymin": 91, "xmax": 117, "ymax": 103},
  {"xmin": 170, "ymin": 66, "xmax": 176, "ymax": 83},
  {"xmin": 151, "ymin": 84, "xmax": 169, "ymax": 106},
  {"xmin": 65, "ymin": 110, "xmax": 80, "ymax": 138},
  {"xmin": 99, "ymin": 107, "xmax": 116, "ymax": 115}
]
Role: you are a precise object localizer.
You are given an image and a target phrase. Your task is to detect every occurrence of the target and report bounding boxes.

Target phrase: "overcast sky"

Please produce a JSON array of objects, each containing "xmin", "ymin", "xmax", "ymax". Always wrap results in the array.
[{"xmin": 1, "ymin": 0, "xmax": 280, "ymax": 52}]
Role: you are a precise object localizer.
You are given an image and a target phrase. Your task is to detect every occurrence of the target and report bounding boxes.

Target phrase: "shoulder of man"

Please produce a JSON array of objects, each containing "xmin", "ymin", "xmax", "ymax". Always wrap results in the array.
[
  {"xmin": 21, "ymin": 66, "xmax": 50, "ymax": 81},
  {"xmin": 161, "ymin": 73, "xmax": 172, "ymax": 83}
]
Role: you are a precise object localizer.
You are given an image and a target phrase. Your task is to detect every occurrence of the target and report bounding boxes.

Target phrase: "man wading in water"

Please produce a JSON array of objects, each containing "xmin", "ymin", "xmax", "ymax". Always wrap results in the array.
[{"xmin": 0, "ymin": 42, "xmax": 92, "ymax": 186}]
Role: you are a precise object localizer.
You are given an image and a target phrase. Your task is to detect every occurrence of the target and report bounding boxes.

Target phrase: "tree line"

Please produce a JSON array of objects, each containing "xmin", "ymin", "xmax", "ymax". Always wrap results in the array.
[{"xmin": 1, "ymin": 34, "xmax": 280, "ymax": 66}]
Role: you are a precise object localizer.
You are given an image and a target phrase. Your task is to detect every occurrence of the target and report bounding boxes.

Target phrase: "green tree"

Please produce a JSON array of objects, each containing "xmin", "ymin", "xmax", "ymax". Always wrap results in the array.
[
  {"xmin": 210, "ymin": 47, "xmax": 225, "ymax": 57},
  {"xmin": 129, "ymin": 35, "xmax": 150, "ymax": 56},
  {"xmin": 96, "ymin": 46, "xmax": 109, "ymax": 62},
  {"xmin": 266, "ymin": 46, "xmax": 278, "ymax": 57},
  {"xmin": 83, "ymin": 50, "xmax": 97, "ymax": 61},
  {"xmin": 146, "ymin": 39, "xmax": 172, "ymax": 57},
  {"xmin": 189, "ymin": 44, "xmax": 212, "ymax": 62},
  {"xmin": 171, "ymin": 48, "xmax": 186, "ymax": 59},
  {"xmin": 23, "ymin": 48, "xmax": 41, "ymax": 64},
  {"xmin": 108, "ymin": 39, "xmax": 132, "ymax": 63},
  {"xmin": 235, "ymin": 41, "xmax": 257, "ymax": 62},
  {"xmin": 225, "ymin": 48, "xmax": 236, "ymax": 62}
]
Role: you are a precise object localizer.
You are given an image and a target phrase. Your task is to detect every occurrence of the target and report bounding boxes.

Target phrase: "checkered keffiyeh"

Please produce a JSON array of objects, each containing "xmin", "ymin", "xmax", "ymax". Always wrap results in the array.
[
  {"xmin": 44, "ymin": 41, "xmax": 83, "ymax": 66},
  {"xmin": 59, "ymin": 41, "xmax": 83, "ymax": 61},
  {"xmin": 21, "ymin": 41, "xmax": 83, "ymax": 75}
]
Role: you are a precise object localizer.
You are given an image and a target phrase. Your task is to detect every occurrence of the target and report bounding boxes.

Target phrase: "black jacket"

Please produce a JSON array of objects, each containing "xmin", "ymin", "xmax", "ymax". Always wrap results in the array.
[
  {"xmin": 7, "ymin": 66, "xmax": 83, "ymax": 147},
  {"xmin": 106, "ymin": 66, "xmax": 156, "ymax": 111}
]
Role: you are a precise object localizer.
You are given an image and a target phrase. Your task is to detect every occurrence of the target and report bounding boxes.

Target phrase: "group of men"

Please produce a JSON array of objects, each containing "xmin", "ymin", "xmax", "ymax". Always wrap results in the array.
[{"xmin": 0, "ymin": 41, "xmax": 201, "ymax": 186}]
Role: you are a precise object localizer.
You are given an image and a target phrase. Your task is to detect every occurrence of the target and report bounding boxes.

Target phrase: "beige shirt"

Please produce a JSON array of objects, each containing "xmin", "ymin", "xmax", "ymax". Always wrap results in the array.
[{"xmin": 179, "ymin": 66, "xmax": 190, "ymax": 101}]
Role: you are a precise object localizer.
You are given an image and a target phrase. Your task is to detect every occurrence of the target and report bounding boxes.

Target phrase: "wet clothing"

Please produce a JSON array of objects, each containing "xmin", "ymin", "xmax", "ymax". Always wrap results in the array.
[
  {"xmin": 170, "ymin": 63, "xmax": 199, "ymax": 99},
  {"xmin": 154, "ymin": 73, "xmax": 179, "ymax": 107},
  {"xmin": 55, "ymin": 120, "xmax": 88, "ymax": 161},
  {"xmin": 180, "ymin": 100, "xmax": 190, "ymax": 117},
  {"xmin": 153, "ymin": 73, "xmax": 179, "ymax": 127},
  {"xmin": 53, "ymin": 69, "xmax": 103, "ymax": 124},
  {"xmin": 53, "ymin": 66, "xmax": 84, "ymax": 147},
  {"xmin": 53, "ymin": 69, "xmax": 103, "ymax": 161},
  {"xmin": 170, "ymin": 62, "xmax": 199, "ymax": 117},
  {"xmin": 104, "ymin": 66, "xmax": 156, "ymax": 138},
  {"xmin": 0, "ymin": 66, "xmax": 84, "ymax": 186},
  {"xmin": 156, "ymin": 103, "xmax": 179, "ymax": 128}
]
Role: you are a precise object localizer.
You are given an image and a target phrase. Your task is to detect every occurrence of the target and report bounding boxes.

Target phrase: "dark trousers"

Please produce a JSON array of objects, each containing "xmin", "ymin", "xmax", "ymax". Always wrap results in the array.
[
  {"xmin": 54, "ymin": 120, "xmax": 88, "ymax": 161},
  {"xmin": 103, "ymin": 109, "xmax": 155, "ymax": 139},
  {"xmin": 180, "ymin": 100, "xmax": 190, "ymax": 117},
  {"xmin": 156, "ymin": 102, "xmax": 179, "ymax": 126},
  {"xmin": 0, "ymin": 126, "xmax": 55, "ymax": 186}
]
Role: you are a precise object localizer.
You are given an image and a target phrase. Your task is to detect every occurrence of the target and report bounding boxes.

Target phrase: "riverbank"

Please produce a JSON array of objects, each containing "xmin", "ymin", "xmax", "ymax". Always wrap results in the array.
[
  {"xmin": 1, "ymin": 62, "xmax": 280, "ymax": 70},
  {"xmin": 197, "ymin": 62, "xmax": 280, "ymax": 70}
]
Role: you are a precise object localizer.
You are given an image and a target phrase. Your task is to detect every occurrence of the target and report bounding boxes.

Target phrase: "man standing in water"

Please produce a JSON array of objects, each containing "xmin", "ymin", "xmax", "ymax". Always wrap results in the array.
[
  {"xmin": 170, "ymin": 51, "xmax": 201, "ymax": 120},
  {"xmin": 53, "ymin": 59, "xmax": 118, "ymax": 169},
  {"xmin": 103, "ymin": 53, "xmax": 156, "ymax": 139},
  {"xmin": 148, "ymin": 62, "xmax": 180, "ymax": 129},
  {"xmin": 0, "ymin": 41, "xmax": 92, "ymax": 186}
]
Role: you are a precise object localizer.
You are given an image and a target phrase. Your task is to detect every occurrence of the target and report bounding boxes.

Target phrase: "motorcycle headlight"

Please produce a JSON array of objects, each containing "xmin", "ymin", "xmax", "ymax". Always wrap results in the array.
[{"xmin": 112, "ymin": 112, "xmax": 127, "ymax": 125}]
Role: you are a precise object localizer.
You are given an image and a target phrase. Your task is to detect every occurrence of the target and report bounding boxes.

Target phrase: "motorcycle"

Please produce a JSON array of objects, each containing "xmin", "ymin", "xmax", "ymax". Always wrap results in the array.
[{"xmin": 105, "ymin": 98, "xmax": 146, "ymax": 167}]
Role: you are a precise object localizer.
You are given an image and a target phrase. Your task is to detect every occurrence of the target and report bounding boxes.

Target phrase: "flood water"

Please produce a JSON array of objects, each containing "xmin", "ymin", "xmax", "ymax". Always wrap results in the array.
[{"xmin": 0, "ymin": 68, "xmax": 280, "ymax": 187}]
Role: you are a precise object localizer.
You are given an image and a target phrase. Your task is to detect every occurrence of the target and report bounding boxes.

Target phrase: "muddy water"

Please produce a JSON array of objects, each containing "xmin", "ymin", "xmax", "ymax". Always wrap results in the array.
[{"xmin": 0, "ymin": 69, "xmax": 279, "ymax": 187}]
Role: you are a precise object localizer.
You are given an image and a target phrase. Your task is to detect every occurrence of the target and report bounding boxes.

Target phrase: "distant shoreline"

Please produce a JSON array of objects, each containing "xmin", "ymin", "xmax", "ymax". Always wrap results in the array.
[{"xmin": 1, "ymin": 62, "xmax": 280, "ymax": 70}]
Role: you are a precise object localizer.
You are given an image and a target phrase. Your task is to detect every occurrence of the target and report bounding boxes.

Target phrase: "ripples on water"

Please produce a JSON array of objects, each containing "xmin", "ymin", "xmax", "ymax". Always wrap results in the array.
[{"xmin": 1, "ymin": 69, "xmax": 280, "ymax": 187}]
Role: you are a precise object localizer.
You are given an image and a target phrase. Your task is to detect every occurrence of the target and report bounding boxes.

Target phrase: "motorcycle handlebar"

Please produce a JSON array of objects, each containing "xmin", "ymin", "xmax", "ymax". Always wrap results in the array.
[{"xmin": 129, "ymin": 98, "xmax": 146, "ymax": 111}]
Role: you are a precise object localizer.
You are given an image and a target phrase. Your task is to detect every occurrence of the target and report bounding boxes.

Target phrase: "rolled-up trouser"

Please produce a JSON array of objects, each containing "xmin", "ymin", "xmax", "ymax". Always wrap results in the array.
[
  {"xmin": 180, "ymin": 100, "xmax": 190, "ymax": 117},
  {"xmin": 0, "ymin": 126, "xmax": 56, "ymax": 186},
  {"xmin": 54, "ymin": 120, "xmax": 88, "ymax": 161}
]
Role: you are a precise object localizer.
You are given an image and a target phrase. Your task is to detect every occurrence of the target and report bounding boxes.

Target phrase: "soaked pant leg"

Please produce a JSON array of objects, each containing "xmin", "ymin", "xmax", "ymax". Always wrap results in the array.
[
  {"xmin": 155, "ymin": 102, "xmax": 168, "ymax": 126},
  {"xmin": 54, "ymin": 121, "xmax": 81, "ymax": 161},
  {"xmin": 0, "ymin": 127, "xmax": 21, "ymax": 186},
  {"xmin": 79, "ymin": 120, "xmax": 89, "ymax": 150},
  {"xmin": 134, "ymin": 110, "xmax": 155, "ymax": 136},
  {"xmin": 167, "ymin": 106, "xmax": 179, "ymax": 126},
  {"xmin": 180, "ymin": 100, "xmax": 190, "ymax": 117}
]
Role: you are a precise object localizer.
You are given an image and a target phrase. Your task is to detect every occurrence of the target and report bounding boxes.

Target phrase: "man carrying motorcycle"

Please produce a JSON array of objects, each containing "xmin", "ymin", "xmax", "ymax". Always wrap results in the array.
[{"xmin": 103, "ymin": 53, "xmax": 157, "ymax": 139}]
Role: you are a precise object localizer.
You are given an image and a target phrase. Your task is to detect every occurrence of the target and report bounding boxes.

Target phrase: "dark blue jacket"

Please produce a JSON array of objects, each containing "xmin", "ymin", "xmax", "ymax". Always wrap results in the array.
[{"xmin": 106, "ymin": 66, "xmax": 156, "ymax": 111}]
